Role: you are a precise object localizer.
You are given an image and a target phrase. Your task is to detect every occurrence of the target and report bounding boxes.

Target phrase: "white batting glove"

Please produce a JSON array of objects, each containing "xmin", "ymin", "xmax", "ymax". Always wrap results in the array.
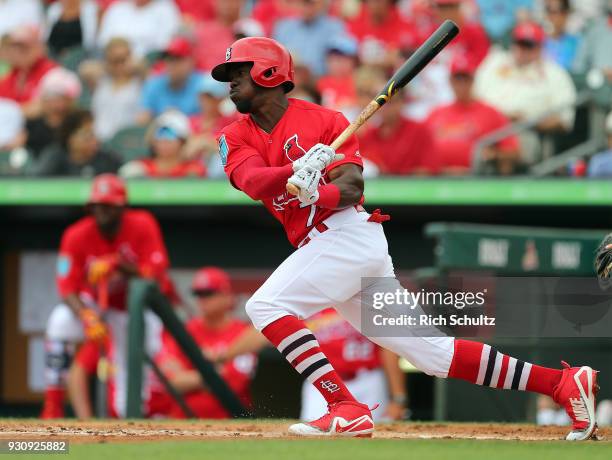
[
  {"xmin": 292, "ymin": 143, "xmax": 344, "ymax": 172},
  {"xmin": 287, "ymin": 165, "xmax": 321, "ymax": 205}
]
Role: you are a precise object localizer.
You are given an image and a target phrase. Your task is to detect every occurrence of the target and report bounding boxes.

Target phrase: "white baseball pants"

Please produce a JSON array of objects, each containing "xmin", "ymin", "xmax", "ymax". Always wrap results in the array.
[{"xmin": 245, "ymin": 207, "xmax": 455, "ymax": 379}]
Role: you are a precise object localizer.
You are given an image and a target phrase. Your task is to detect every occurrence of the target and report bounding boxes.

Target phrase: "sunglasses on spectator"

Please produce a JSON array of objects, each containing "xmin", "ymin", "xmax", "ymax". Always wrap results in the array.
[
  {"xmin": 514, "ymin": 40, "xmax": 539, "ymax": 49},
  {"xmin": 193, "ymin": 289, "xmax": 219, "ymax": 298}
]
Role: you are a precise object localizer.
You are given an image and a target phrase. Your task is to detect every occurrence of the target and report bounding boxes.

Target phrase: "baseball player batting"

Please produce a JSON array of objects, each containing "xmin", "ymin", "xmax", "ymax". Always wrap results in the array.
[{"xmin": 212, "ymin": 37, "xmax": 598, "ymax": 440}]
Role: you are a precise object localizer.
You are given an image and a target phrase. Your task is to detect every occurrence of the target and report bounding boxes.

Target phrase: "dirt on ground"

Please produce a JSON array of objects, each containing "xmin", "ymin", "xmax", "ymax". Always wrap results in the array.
[{"xmin": 0, "ymin": 420, "xmax": 609, "ymax": 443}]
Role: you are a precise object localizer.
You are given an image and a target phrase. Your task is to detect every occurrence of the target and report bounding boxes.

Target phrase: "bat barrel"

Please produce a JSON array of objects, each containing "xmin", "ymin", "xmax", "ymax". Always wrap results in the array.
[{"xmin": 376, "ymin": 19, "xmax": 460, "ymax": 106}]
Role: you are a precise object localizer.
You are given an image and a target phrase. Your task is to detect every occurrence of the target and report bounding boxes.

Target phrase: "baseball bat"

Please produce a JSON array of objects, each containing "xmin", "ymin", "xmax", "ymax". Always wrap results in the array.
[{"xmin": 287, "ymin": 19, "xmax": 460, "ymax": 196}]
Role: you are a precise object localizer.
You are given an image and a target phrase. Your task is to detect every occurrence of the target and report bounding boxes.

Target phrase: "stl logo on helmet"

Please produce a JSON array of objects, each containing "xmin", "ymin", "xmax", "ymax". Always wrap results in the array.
[
  {"xmin": 225, "ymin": 47, "xmax": 232, "ymax": 61},
  {"xmin": 283, "ymin": 134, "xmax": 307, "ymax": 162}
]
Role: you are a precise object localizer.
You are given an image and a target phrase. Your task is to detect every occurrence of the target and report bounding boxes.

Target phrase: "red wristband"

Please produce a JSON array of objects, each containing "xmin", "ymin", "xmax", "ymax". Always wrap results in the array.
[{"xmin": 316, "ymin": 183, "xmax": 341, "ymax": 209}]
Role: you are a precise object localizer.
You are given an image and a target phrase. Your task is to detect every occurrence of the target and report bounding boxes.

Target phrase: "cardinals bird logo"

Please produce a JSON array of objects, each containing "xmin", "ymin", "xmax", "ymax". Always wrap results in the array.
[{"xmin": 283, "ymin": 134, "xmax": 307, "ymax": 162}]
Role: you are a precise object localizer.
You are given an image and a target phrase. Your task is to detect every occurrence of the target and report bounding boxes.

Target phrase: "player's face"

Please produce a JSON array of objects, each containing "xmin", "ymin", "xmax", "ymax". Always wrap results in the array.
[
  {"xmin": 194, "ymin": 291, "xmax": 234, "ymax": 318},
  {"xmin": 90, "ymin": 204, "xmax": 123, "ymax": 234},
  {"xmin": 450, "ymin": 74, "xmax": 473, "ymax": 102},
  {"xmin": 512, "ymin": 41, "xmax": 541, "ymax": 66},
  {"xmin": 227, "ymin": 63, "xmax": 257, "ymax": 114}
]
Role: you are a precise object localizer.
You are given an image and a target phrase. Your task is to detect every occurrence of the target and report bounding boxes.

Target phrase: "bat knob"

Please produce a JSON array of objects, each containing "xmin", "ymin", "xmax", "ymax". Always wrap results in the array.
[{"xmin": 286, "ymin": 183, "xmax": 300, "ymax": 196}]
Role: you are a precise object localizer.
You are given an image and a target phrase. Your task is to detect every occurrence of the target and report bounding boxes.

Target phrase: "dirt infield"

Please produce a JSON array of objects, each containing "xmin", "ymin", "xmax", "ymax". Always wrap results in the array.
[{"xmin": 0, "ymin": 420, "xmax": 609, "ymax": 443}]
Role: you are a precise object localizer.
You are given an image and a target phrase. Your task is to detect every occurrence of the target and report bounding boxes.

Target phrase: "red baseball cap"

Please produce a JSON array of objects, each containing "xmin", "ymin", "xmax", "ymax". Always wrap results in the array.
[
  {"xmin": 191, "ymin": 267, "xmax": 232, "ymax": 294},
  {"xmin": 513, "ymin": 22, "xmax": 545, "ymax": 45},
  {"xmin": 88, "ymin": 174, "xmax": 127, "ymax": 206},
  {"xmin": 450, "ymin": 54, "xmax": 477, "ymax": 76},
  {"xmin": 164, "ymin": 37, "xmax": 193, "ymax": 58}
]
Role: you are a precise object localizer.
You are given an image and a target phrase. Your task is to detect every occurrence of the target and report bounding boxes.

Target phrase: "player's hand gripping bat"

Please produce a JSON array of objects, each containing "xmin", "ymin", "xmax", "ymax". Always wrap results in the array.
[{"xmin": 286, "ymin": 19, "xmax": 460, "ymax": 196}]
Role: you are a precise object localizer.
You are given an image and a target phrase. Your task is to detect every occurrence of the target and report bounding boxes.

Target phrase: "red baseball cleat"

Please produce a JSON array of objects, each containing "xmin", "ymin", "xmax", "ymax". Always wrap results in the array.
[
  {"xmin": 552, "ymin": 361, "xmax": 599, "ymax": 441},
  {"xmin": 40, "ymin": 400, "xmax": 64, "ymax": 420},
  {"xmin": 40, "ymin": 388, "xmax": 65, "ymax": 419},
  {"xmin": 288, "ymin": 401, "xmax": 375, "ymax": 437}
]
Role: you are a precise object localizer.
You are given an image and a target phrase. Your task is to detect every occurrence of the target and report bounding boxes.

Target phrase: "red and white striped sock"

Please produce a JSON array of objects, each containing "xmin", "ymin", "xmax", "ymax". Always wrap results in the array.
[
  {"xmin": 448, "ymin": 339, "xmax": 562, "ymax": 395},
  {"xmin": 261, "ymin": 315, "xmax": 356, "ymax": 405}
]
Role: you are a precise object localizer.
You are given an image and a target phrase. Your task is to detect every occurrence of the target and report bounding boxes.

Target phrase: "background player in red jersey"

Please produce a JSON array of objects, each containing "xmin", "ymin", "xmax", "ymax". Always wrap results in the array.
[
  {"xmin": 212, "ymin": 37, "xmax": 598, "ymax": 440},
  {"xmin": 155, "ymin": 267, "xmax": 256, "ymax": 418},
  {"xmin": 41, "ymin": 174, "xmax": 171, "ymax": 419}
]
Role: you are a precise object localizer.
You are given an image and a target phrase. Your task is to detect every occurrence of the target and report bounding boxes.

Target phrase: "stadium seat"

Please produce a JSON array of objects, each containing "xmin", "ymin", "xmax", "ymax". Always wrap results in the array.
[{"xmin": 103, "ymin": 125, "xmax": 149, "ymax": 163}]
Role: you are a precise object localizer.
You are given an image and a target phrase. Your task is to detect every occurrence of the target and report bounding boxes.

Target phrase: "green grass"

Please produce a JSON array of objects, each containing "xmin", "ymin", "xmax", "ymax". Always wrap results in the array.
[{"xmin": 14, "ymin": 439, "xmax": 612, "ymax": 460}]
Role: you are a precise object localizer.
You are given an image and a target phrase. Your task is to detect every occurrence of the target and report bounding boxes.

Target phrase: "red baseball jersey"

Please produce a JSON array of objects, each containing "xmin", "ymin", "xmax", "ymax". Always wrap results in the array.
[
  {"xmin": 306, "ymin": 309, "xmax": 380, "ymax": 381},
  {"xmin": 56, "ymin": 209, "xmax": 169, "ymax": 310},
  {"xmin": 425, "ymin": 100, "xmax": 519, "ymax": 168},
  {"xmin": 219, "ymin": 98, "xmax": 364, "ymax": 247},
  {"xmin": 156, "ymin": 318, "xmax": 256, "ymax": 419}
]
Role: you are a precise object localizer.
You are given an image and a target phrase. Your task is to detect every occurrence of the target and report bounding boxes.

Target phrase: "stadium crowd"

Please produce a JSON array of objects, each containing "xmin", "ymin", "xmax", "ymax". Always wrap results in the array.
[{"xmin": 0, "ymin": 0, "xmax": 611, "ymax": 178}]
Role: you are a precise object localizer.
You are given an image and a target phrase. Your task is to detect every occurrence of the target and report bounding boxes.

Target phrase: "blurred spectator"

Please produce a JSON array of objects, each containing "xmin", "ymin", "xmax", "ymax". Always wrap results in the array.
[
  {"xmin": 543, "ymin": 0, "xmax": 580, "ymax": 70},
  {"xmin": 193, "ymin": 0, "xmax": 251, "ymax": 72},
  {"xmin": 0, "ymin": 25, "xmax": 57, "ymax": 118},
  {"xmin": 46, "ymin": 0, "xmax": 99, "ymax": 57},
  {"xmin": 475, "ymin": 0, "xmax": 533, "ymax": 42},
  {"xmin": 120, "ymin": 110, "xmax": 206, "ymax": 178},
  {"xmin": 155, "ymin": 267, "xmax": 256, "ymax": 419},
  {"xmin": 175, "ymin": 0, "xmax": 215, "ymax": 24},
  {"xmin": 274, "ymin": 0, "xmax": 346, "ymax": 76},
  {"xmin": 91, "ymin": 38, "xmax": 142, "ymax": 141},
  {"xmin": 474, "ymin": 22, "xmax": 576, "ymax": 133},
  {"xmin": 252, "ymin": 0, "xmax": 301, "ymax": 36},
  {"xmin": 533, "ymin": 0, "xmax": 604, "ymax": 35},
  {"xmin": 316, "ymin": 35, "xmax": 359, "ymax": 114},
  {"xmin": 0, "ymin": 98, "xmax": 25, "ymax": 150},
  {"xmin": 587, "ymin": 111, "xmax": 612, "ymax": 177},
  {"xmin": 432, "ymin": 0, "xmax": 490, "ymax": 67},
  {"xmin": 0, "ymin": 0, "xmax": 44, "ymax": 38},
  {"xmin": 137, "ymin": 37, "xmax": 203, "ymax": 123},
  {"xmin": 187, "ymin": 75, "xmax": 236, "ymax": 176},
  {"xmin": 357, "ymin": 68, "xmax": 439, "ymax": 175},
  {"xmin": 33, "ymin": 108, "xmax": 121, "ymax": 176},
  {"xmin": 25, "ymin": 67, "xmax": 82, "ymax": 158},
  {"xmin": 97, "ymin": 0, "xmax": 180, "ymax": 58},
  {"xmin": 346, "ymin": 0, "xmax": 413, "ymax": 67},
  {"xmin": 573, "ymin": 0, "xmax": 612, "ymax": 82},
  {"xmin": 425, "ymin": 56, "xmax": 521, "ymax": 175}
]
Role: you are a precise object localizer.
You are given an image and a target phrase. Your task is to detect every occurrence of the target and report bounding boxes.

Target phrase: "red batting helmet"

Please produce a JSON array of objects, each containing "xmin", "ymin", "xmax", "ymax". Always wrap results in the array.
[
  {"xmin": 191, "ymin": 267, "xmax": 232, "ymax": 294},
  {"xmin": 88, "ymin": 174, "xmax": 127, "ymax": 206},
  {"xmin": 211, "ymin": 37, "xmax": 295, "ymax": 93}
]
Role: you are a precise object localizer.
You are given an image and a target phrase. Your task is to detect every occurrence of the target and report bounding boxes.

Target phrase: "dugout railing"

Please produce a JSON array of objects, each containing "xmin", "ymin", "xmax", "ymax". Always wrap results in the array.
[{"xmin": 125, "ymin": 279, "xmax": 249, "ymax": 418}]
